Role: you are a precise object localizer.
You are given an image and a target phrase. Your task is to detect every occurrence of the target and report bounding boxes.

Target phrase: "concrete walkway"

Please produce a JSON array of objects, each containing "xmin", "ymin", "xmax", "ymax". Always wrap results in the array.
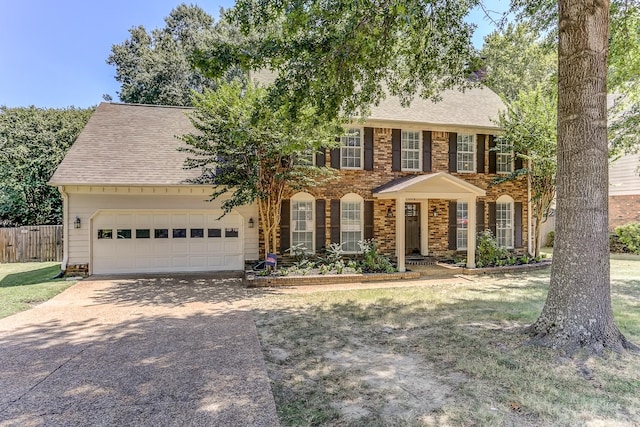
[{"xmin": 0, "ymin": 274, "xmax": 278, "ymax": 427}]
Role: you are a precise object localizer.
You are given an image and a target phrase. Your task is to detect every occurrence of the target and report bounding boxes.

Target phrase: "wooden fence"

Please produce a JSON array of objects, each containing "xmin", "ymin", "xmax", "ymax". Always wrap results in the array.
[{"xmin": 0, "ymin": 225, "xmax": 63, "ymax": 263}]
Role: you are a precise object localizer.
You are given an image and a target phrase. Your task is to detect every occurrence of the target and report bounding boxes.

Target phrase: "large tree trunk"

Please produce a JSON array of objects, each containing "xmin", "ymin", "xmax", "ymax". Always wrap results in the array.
[{"xmin": 528, "ymin": 0, "xmax": 637, "ymax": 354}]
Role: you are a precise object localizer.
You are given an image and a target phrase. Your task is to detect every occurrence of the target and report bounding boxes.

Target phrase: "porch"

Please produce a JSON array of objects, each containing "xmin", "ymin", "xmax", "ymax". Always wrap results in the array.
[{"xmin": 373, "ymin": 172, "xmax": 486, "ymax": 272}]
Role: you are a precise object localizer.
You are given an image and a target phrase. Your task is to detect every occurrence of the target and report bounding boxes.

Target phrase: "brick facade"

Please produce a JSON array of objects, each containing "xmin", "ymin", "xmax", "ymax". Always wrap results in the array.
[
  {"xmin": 267, "ymin": 127, "xmax": 529, "ymax": 259},
  {"xmin": 609, "ymin": 195, "xmax": 640, "ymax": 229}
]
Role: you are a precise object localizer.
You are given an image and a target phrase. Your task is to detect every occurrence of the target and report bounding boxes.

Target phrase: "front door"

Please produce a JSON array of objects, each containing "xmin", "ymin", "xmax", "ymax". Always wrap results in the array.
[{"xmin": 405, "ymin": 203, "xmax": 420, "ymax": 255}]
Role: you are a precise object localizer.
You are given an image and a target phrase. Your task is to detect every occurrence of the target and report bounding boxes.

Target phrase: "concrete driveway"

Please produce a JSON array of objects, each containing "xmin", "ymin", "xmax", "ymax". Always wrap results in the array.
[{"xmin": 0, "ymin": 274, "xmax": 278, "ymax": 426}]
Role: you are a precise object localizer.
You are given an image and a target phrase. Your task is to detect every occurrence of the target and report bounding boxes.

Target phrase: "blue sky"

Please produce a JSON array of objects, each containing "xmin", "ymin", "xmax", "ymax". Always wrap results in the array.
[{"xmin": 0, "ymin": 1, "xmax": 508, "ymax": 109}]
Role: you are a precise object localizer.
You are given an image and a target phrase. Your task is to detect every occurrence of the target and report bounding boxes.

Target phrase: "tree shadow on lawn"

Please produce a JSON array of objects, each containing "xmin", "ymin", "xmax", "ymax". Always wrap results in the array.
[
  {"xmin": 253, "ymin": 279, "xmax": 640, "ymax": 426},
  {"xmin": 0, "ymin": 308, "xmax": 277, "ymax": 426},
  {"xmin": 0, "ymin": 264, "xmax": 63, "ymax": 288}
]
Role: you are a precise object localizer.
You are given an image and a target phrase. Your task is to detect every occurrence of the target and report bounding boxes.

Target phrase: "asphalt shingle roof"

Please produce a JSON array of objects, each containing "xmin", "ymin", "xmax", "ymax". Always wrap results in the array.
[
  {"xmin": 50, "ymin": 103, "xmax": 199, "ymax": 186},
  {"xmin": 51, "ymin": 82, "xmax": 505, "ymax": 186}
]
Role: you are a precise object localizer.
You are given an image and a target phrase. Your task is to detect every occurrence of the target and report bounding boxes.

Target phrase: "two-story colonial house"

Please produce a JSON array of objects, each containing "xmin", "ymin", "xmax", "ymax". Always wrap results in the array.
[{"xmin": 50, "ymin": 87, "xmax": 529, "ymax": 275}]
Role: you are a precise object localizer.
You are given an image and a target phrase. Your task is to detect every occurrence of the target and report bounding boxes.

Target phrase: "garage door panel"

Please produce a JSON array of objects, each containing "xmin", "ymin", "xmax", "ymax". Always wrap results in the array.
[
  {"xmin": 225, "ymin": 255, "xmax": 243, "ymax": 269},
  {"xmin": 225, "ymin": 241, "xmax": 242, "ymax": 253},
  {"xmin": 92, "ymin": 210, "xmax": 244, "ymax": 274}
]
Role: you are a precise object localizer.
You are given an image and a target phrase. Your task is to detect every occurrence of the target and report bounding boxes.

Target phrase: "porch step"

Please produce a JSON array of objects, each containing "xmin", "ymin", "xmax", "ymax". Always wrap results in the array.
[{"xmin": 405, "ymin": 256, "xmax": 438, "ymax": 266}]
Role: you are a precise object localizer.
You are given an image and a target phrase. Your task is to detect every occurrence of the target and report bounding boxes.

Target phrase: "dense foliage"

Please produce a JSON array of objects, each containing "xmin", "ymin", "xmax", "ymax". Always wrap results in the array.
[
  {"xmin": 107, "ymin": 4, "xmax": 240, "ymax": 106},
  {"xmin": 180, "ymin": 79, "xmax": 342, "ymax": 258},
  {"xmin": 0, "ymin": 106, "xmax": 94, "ymax": 226},
  {"xmin": 613, "ymin": 223, "xmax": 640, "ymax": 254},
  {"xmin": 480, "ymin": 22, "xmax": 556, "ymax": 102},
  {"xmin": 193, "ymin": 0, "xmax": 481, "ymax": 121}
]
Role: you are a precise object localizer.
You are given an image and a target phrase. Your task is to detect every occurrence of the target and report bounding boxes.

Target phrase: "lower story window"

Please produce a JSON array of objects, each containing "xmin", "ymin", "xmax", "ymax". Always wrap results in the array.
[
  {"xmin": 292, "ymin": 200, "xmax": 314, "ymax": 251},
  {"xmin": 496, "ymin": 202, "xmax": 514, "ymax": 248},
  {"xmin": 457, "ymin": 202, "xmax": 468, "ymax": 250},
  {"xmin": 341, "ymin": 200, "xmax": 362, "ymax": 252}
]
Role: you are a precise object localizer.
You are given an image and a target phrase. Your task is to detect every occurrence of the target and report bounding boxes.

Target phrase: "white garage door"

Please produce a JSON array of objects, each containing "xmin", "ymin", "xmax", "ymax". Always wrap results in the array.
[{"xmin": 92, "ymin": 211, "xmax": 244, "ymax": 274}]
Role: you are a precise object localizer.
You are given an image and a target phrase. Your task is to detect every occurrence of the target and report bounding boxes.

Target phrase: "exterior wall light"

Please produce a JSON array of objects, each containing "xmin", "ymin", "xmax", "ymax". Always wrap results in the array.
[
  {"xmin": 432, "ymin": 208, "xmax": 438, "ymax": 217},
  {"xmin": 386, "ymin": 207, "xmax": 394, "ymax": 218},
  {"xmin": 248, "ymin": 217, "xmax": 255, "ymax": 228},
  {"xmin": 74, "ymin": 216, "xmax": 81, "ymax": 229}
]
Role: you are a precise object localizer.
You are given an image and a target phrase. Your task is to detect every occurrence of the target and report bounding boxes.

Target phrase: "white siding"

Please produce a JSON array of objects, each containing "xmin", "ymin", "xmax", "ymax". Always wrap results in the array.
[
  {"xmin": 610, "ymin": 153, "xmax": 640, "ymax": 196},
  {"xmin": 65, "ymin": 186, "xmax": 258, "ymax": 269}
]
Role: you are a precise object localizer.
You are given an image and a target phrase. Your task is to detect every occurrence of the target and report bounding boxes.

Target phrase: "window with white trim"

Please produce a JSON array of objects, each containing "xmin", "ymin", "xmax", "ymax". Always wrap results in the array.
[
  {"xmin": 340, "ymin": 128, "xmax": 362, "ymax": 169},
  {"xmin": 496, "ymin": 196, "xmax": 514, "ymax": 248},
  {"xmin": 496, "ymin": 140, "xmax": 513, "ymax": 173},
  {"xmin": 291, "ymin": 193, "xmax": 314, "ymax": 252},
  {"xmin": 296, "ymin": 149, "xmax": 315, "ymax": 166},
  {"xmin": 457, "ymin": 134, "xmax": 475, "ymax": 172},
  {"xmin": 401, "ymin": 130, "xmax": 421, "ymax": 171},
  {"xmin": 341, "ymin": 193, "xmax": 363, "ymax": 252},
  {"xmin": 456, "ymin": 201, "xmax": 468, "ymax": 250}
]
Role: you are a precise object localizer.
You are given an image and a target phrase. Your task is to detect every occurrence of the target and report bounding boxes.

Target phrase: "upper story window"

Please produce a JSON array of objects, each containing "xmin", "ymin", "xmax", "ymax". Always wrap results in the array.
[
  {"xmin": 340, "ymin": 128, "xmax": 362, "ymax": 169},
  {"xmin": 401, "ymin": 130, "xmax": 421, "ymax": 171},
  {"xmin": 456, "ymin": 201, "xmax": 469, "ymax": 250},
  {"xmin": 291, "ymin": 192, "xmax": 315, "ymax": 253},
  {"xmin": 457, "ymin": 134, "xmax": 475, "ymax": 172},
  {"xmin": 341, "ymin": 193, "xmax": 363, "ymax": 253},
  {"xmin": 295, "ymin": 149, "xmax": 315, "ymax": 166},
  {"xmin": 496, "ymin": 195, "xmax": 514, "ymax": 248},
  {"xmin": 496, "ymin": 140, "xmax": 513, "ymax": 174}
]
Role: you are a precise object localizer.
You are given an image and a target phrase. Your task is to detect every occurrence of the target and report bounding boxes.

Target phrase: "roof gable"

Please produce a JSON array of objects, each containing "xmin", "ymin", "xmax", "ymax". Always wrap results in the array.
[{"xmin": 50, "ymin": 103, "xmax": 199, "ymax": 186}]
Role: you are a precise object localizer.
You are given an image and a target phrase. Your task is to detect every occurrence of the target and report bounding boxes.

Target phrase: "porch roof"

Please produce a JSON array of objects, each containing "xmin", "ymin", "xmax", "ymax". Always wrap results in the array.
[{"xmin": 372, "ymin": 172, "xmax": 486, "ymax": 199}]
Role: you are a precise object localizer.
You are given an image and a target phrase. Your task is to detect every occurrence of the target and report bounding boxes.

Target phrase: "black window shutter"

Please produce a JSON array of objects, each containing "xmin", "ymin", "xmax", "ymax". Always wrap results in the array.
[
  {"xmin": 448, "ymin": 201, "xmax": 457, "ymax": 250},
  {"xmin": 364, "ymin": 127, "xmax": 374, "ymax": 171},
  {"xmin": 315, "ymin": 199, "xmax": 326, "ymax": 252},
  {"xmin": 514, "ymin": 202, "xmax": 523, "ymax": 247},
  {"xmin": 476, "ymin": 201, "xmax": 485, "ymax": 233},
  {"xmin": 315, "ymin": 148, "xmax": 326, "ymax": 167},
  {"xmin": 330, "ymin": 199, "xmax": 340, "ymax": 244},
  {"xmin": 364, "ymin": 200, "xmax": 374, "ymax": 240},
  {"xmin": 280, "ymin": 200, "xmax": 290, "ymax": 254},
  {"xmin": 423, "ymin": 131, "xmax": 432, "ymax": 172},
  {"xmin": 330, "ymin": 137, "xmax": 341, "ymax": 169},
  {"xmin": 488, "ymin": 135, "xmax": 497, "ymax": 174},
  {"xmin": 477, "ymin": 134, "xmax": 486, "ymax": 174},
  {"xmin": 515, "ymin": 155, "xmax": 524, "ymax": 171},
  {"xmin": 488, "ymin": 202, "xmax": 497, "ymax": 237},
  {"xmin": 448, "ymin": 132, "xmax": 457, "ymax": 172},
  {"xmin": 392, "ymin": 129, "xmax": 401, "ymax": 171}
]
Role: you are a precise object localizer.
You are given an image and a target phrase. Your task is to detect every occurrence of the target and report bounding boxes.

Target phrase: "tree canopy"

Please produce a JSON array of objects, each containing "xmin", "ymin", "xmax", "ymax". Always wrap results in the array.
[
  {"xmin": 107, "ymin": 4, "xmax": 239, "ymax": 106},
  {"xmin": 193, "ymin": 0, "xmax": 481, "ymax": 120},
  {"xmin": 496, "ymin": 85, "xmax": 557, "ymax": 257},
  {"xmin": 180, "ymin": 79, "xmax": 342, "ymax": 258},
  {"xmin": 480, "ymin": 22, "xmax": 556, "ymax": 102},
  {"xmin": 0, "ymin": 106, "xmax": 94, "ymax": 226}
]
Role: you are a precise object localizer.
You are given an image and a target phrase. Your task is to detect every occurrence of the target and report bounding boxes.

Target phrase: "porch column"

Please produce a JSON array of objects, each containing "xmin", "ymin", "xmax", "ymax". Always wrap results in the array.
[
  {"xmin": 396, "ymin": 197, "xmax": 406, "ymax": 272},
  {"xmin": 420, "ymin": 200, "xmax": 429, "ymax": 256},
  {"xmin": 466, "ymin": 197, "xmax": 477, "ymax": 268}
]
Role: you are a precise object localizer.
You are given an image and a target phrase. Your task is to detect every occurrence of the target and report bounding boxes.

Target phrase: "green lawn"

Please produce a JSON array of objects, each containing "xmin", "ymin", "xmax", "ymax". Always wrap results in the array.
[
  {"xmin": 254, "ymin": 256, "xmax": 640, "ymax": 426},
  {"xmin": 0, "ymin": 262, "xmax": 76, "ymax": 319}
]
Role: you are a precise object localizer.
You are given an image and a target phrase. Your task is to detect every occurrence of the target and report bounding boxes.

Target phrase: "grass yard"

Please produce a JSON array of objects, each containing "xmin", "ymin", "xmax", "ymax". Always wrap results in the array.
[
  {"xmin": 253, "ymin": 256, "xmax": 640, "ymax": 426},
  {"xmin": 0, "ymin": 262, "xmax": 76, "ymax": 319}
]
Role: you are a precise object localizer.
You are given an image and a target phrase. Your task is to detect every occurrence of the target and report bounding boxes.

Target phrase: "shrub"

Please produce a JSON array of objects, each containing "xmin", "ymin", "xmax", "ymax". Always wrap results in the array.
[
  {"xmin": 358, "ymin": 239, "xmax": 397, "ymax": 273},
  {"xmin": 614, "ymin": 223, "xmax": 640, "ymax": 254},
  {"xmin": 476, "ymin": 230, "xmax": 510, "ymax": 267},
  {"xmin": 546, "ymin": 231, "xmax": 555, "ymax": 247}
]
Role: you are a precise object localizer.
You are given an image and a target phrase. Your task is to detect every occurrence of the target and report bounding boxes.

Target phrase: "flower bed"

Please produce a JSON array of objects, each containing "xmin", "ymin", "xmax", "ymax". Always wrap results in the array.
[{"xmin": 245, "ymin": 270, "xmax": 420, "ymax": 287}]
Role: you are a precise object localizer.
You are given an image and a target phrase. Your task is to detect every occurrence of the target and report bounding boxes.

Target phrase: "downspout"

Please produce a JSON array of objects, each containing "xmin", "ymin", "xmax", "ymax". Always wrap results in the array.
[{"xmin": 59, "ymin": 186, "xmax": 69, "ymax": 273}]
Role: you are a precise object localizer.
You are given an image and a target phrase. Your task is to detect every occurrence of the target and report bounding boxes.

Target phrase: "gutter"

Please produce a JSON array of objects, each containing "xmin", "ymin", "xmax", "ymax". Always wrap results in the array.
[{"xmin": 59, "ymin": 186, "xmax": 69, "ymax": 273}]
